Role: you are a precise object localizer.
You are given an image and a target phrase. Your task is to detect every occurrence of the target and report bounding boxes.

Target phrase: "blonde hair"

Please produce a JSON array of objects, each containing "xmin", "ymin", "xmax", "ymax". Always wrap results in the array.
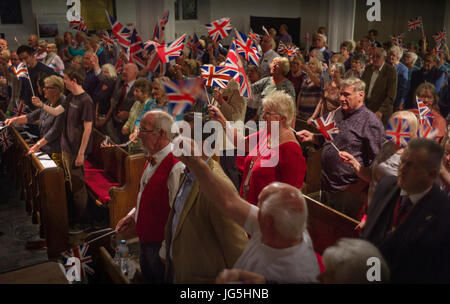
[
  {"xmin": 44, "ymin": 75, "xmax": 64, "ymax": 97},
  {"xmin": 262, "ymin": 90, "xmax": 295, "ymax": 126},
  {"xmin": 391, "ymin": 111, "xmax": 419, "ymax": 138},
  {"xmin": 308, "ymin": 57, "xmax": 323, "ymax": 74},
  {"xmin": 272, "ymin": 56, "xmax": 290, "ymax": 75},
  {"xmin": 415, "ymin": 82, "xmax": 440, "ymax": 112}
]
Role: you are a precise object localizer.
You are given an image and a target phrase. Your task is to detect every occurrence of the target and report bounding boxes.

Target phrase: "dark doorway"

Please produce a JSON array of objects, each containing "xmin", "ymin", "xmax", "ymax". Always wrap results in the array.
[{"xmin": 250, "ymin": 16, "xmax": 301, "ymax": 46}]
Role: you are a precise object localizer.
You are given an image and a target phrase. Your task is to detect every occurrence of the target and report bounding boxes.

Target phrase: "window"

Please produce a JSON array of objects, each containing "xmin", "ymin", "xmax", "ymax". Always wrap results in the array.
[
  {"xmin": 0, "ymin": 0, "xmax": 23, "ymax": 24},
  {"xmin": 175, "ymin": 0, "xmax": 197, "ymax": 20}
]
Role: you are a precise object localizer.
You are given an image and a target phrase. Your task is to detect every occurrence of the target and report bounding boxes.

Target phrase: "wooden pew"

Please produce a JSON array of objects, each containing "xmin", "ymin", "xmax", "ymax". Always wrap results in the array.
[
  {"xmin": 1, "ymin": 110, "xmax": 69, "ymax": 259},
  {"xmin": 305, "ymin": 195, "xmax": 360, "ymax": 255},
  {"xmin": 85, "ymin": 128, "xmax": 146, "ymax": 229}
]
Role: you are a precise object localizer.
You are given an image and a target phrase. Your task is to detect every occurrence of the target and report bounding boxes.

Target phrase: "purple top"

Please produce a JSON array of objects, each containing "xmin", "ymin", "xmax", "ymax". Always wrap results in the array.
[
  {"xmin": 320, "ymin": 105, "xmax": 385, "ymax": 192},
  {"xmin": 279, "ymin": 34, "xmax": 292, "ymax": 44}
]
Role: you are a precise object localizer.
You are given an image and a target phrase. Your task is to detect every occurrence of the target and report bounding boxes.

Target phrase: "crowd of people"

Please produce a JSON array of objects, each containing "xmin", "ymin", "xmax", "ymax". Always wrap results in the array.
[{"xmin": 1, "ymin": 21, "xmax": 450, "ymax": 284}]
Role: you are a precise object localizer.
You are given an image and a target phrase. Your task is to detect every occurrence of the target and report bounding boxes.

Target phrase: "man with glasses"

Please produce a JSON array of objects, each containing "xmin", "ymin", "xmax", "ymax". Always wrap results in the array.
[{"xmin": 116, "ymin": 110, "xmax": 184, "ymax": 283}]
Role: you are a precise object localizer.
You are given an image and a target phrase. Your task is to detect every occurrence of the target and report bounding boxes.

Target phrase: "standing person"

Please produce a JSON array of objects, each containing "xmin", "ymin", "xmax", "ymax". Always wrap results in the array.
[
  {"xmin": 116, "ymin": 111, "xmax": 184, "ymax": 283},
  {"xmin": 368, "ymin": 29, "xmax": 382, "ymax": 48},
  {"xmin": 387, "ymin": 46, "xmax": 408, "ymax": 111},
  {"xmin": 164, "ymin": 112, "xmax": 248, "ymax": 283},
  {"xmin": 278, "ymin": 24, "xmax": 292, "ymax": 44},
  {"xmin": 6, "ymin": 75, "xmax": 66, "ymax": 166},
  {"xmin": 286, "ymin": 55, "xmax": 305, "ymax": 100},
  {"xmin": 361, "ymin": 138, "xmax": 450, "ymax": 283},
  {"xmin": 44, "ymin": 43, "xmax": 65, "ymax": 76},
  {"xmin": 344, "ymin": 53, "xmax": 365, "ymax": 79},
  {"xmin": 361, "ymin": 48, "xmax": 398, "ymax": 126},
  {"xmin": 32, "ymin": 66, "xmax": 95, "ymax": 234},
  {"xmin": 296, "ymin": 77, "xmax": 385, "ymax": 219},
  {"xmin": 122, "ymin": 79, "xmax": 152, "ymax": 154},
  {"xmin": 296, "ymin": 58, "xmax": 323, "ymax": 124},
  {"xmin": 258, "ymin": 36, "xmax": 279, "ymax": 78}
]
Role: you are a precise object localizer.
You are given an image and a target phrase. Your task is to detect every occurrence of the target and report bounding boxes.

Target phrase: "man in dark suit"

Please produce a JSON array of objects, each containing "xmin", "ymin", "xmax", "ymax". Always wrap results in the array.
[
  {"xmin": 361, "ymin": 138, "xmax": 450, "ymax": 283},
  {"xmin": 104, "ymin": 62, "xmax": 138, "ymax": 143},
  {"xmin": 361, "ymin": 48, "xmax": 398, "ymax": 126}
]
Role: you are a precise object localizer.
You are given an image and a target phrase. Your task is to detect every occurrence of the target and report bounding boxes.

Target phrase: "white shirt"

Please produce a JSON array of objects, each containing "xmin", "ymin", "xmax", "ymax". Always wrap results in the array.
[
  {"xmin": 400, "ymin": 185, "xmax": 433, "ymax": 206},
  {"xmin": 367, "ymin": 62, "xmax": 384, "ymax": 99},
  {"xmin": 125, "ymin": 79, "xmax": 136, "ymax": 95},
  {"xmin": 133, "ymin": 143, "xmax": 185, "ymax": 221},
  {"xmin": 233, "ymin": 205, "xmax": 320, "ymax": 283}
]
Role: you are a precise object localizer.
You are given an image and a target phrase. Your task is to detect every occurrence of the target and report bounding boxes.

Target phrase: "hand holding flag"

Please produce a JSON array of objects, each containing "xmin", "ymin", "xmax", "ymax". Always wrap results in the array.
[{"xmin": 312, "ymin": 110, "xmax": 340, "ymax": 152}]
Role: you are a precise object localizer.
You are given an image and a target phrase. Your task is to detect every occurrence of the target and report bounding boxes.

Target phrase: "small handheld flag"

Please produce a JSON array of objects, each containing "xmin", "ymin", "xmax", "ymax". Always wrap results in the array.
[
  {"xmin": 205, "ymin": 17, "xmax": 232, "ymax": 42},
  {"xmin": 201, "ymin": 65, "xmax": 237, "ymax": 88},
  {"xmin": 161, "ymin": 78, "xmax": 207, "ymax": 116},
  {"xmin": 312, "ymin": 111, "xmax": 339, "ymax": 142},
  {"xmin": 386, "ymin": 117, "xmax": 411, "ymax": 148}
]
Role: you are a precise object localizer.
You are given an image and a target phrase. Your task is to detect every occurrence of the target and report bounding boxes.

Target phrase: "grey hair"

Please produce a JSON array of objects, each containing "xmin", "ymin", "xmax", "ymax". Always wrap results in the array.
[
  {"xmin": 262, "ymin": 90, "xmax": 295, "ymax": 126},
  {"xmin": 152, "ymin": 110, "xmax": 175, "ymax": 140},
  {"xmin": 340, "ymin": 77, "xmax": 366, "ymax": 93},
  {"xmin": 101, "ymin": 63, "xmax": 118, "ymax": 80},
  {"xmin": 331, "ymin": 62, "xmax": 345, "ymax": 76},
  {"xmin": 405, "ymin": 52, "xmax": 418, "ymax": 64},
  {"xmin": 260, "ymin": 187, "xmax": 307, "ymax": 240},
  {"xmin": 310, "ymin": 48, "xmax": 324, "ymax": 62},
  {"xmin": 407, "ymin": 138, "xmax": 444, "ymax": 172},
  {"xmin": 272, "ymin": 56, "xmax": 290, "ymax": 75},
  {"xmin": 322, "ymin": 238, "xmax": 390, "ymax": 283},
  {"xmin": 316, "ymin": 33, "xmax": 327, "ymax": 43},
  {"xmin": 389, "ymin": 45, "xmax": 403, "ymax": 60}
]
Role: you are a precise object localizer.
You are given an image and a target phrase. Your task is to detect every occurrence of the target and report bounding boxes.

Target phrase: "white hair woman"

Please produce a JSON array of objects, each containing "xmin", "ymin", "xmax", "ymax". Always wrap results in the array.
[
  {"xmin": 251, "ymin": 56, "xmax": 296, "ymax": 125},
  {"xmin": 208, "ymin": 90, "xmax": 307, "ymax": 206},
  {"xmin": 318, "ymin": 238, "xmax": 390, "ymax": 284},
  {"xmin": 5, "ymin": 75, "xmax": 66, "ymax": 166},
  {"xmin": 44, "ymin": 43, "xmax": 65, "ymax": 76}
]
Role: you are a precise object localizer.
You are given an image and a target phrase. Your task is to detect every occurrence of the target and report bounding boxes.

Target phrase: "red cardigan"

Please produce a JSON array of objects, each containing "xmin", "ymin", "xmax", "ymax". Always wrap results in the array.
[{"xmin": 239, "ymin": 130, "xmax": 307, "ymax": 205}]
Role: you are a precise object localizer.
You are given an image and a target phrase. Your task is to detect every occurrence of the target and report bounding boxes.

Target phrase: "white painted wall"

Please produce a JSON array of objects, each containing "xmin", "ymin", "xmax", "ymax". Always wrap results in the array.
[{"xmin": 0, "ymin": 0, "xmax": 35, "ymax": 47}]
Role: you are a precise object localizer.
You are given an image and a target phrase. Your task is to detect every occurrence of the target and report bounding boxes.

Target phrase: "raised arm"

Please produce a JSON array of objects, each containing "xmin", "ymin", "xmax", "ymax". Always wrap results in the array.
[
  {"xmin": 173, "ymin": 136, "xmax": 251, "ymax": 227},
  {"xmin": 32, "ymin": 96, "xmax": 65, "ymax": 116}
]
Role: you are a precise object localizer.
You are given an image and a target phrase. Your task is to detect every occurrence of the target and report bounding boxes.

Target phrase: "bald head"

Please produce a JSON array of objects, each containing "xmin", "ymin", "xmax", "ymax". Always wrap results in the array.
[
  {"xmin": 258, "ymin": 182, "xmax": 307, "ymax": 241},
  {"xmin": 121, "ymin": 63, "xmax": 138, "ymax": 83},
  {"xmin": 28, "ymin": 35, "xmax": 38, "ymax": 48}
]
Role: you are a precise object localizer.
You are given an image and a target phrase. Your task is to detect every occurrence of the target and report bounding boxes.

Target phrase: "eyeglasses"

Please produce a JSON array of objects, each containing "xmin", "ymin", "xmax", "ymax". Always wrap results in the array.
[{"xmin": 139, "ymin": 127, "xmax": 157, "ymax": 134}]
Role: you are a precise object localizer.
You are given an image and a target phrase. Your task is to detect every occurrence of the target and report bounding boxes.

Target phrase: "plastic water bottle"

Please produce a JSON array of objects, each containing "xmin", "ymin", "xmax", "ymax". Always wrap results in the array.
[{"xmin": 118, "ymin": 240, "xmax": 129, "ymax": 275}]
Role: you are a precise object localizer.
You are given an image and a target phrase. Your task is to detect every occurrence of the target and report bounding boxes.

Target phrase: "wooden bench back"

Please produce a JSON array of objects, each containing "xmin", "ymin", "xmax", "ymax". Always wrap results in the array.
[
  {"xmin": 305, "ymin": 195, "xmax": 360, "ymax": 255},
  {"xmin": 89, "ymin": 128, "xmax": 128, "ymax": 185},
  {"xmin": 1, "ymin": 110, "xmax": 69, "ymax": 259}
]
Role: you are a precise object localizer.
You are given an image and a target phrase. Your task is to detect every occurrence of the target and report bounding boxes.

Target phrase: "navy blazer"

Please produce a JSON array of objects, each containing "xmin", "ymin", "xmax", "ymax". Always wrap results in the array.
[{"xmin": 361, "ymin": 176, "xmax": 450, "ymax": 283}]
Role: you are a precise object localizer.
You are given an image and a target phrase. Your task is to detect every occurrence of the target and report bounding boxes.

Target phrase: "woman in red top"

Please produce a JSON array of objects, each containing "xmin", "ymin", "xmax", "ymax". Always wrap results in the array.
[{"xmin": 208, "ymin": 90, "xmax": 306, "ymax": 205}]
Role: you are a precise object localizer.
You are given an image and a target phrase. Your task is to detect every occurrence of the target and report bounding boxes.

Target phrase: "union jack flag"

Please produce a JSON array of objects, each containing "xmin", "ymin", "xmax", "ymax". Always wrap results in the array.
[
  {"xmin": 12, "ymin": 101, "xmax": 25, "ymax": 116},
  {"xmin": 432, "ymin": 43, "xmax": 444, "ymax": 58},
  {"xmin": 62, "ymin": 243, "xmax": 95, "ymax": 279},
  {"xmin": 144, "ymin": 41, "xmax": 168, "ymax": 75},
  {"xmin": 105, "ymin": 10, "xmax": 131, "ymax": 49},
  {"xmin": 156, "ymin": 34, "xmax": 186, "ymax": 64},
  {"xmin": 201, "ymin": 65, "xmax": 237, "ymax": 88},
  {"xmin": 418, "ymin": 122, "xmax": 439, "ymax": 140},
  {"xmin": 152, "ymin": 10, "xmax": 170, "ymax": 44},
  {"xmin": 205, "ymin": 17, "xmax": 232, "ymax": 42},
  {"xmin": 278, "ymin": 41, "xmax": 287, "ymax": 54},
  {"xmin": 248, "ymin": 28, "xmax": 261, "ymax": 44},
  {"xmin": 416, "ymin": 96, "xmax": 434, "ymax": 127},
  {"xmin": 408, "ymin": 16, "xmax": 423, "ymax": 31},
  {"xmin": 100, "ymin": 31, "xmax": 116, "ymax": 51},
  {"xmin": 386, "ymin": 117, "xmax": 411, "ymax": 148},
  {"xmin": 129, "ymin": 29, "xmax": 146, "ymax": 70},
  {"xmin": 161, "ymin": 78, "xmax": 206, "ymax": 116},
  {"xmin": 225, "ymin": 40, "xmax": 253, "ymax": 99},
  {"xmin": 69, "ymin": 17, "xmax": 87, "ymax": 33},
  {"xmin": 312, "ymin": 110, "xmax": 339, "ymax": 141},
  {"xmin": 115, "ymin": 57, "xmax": 124, "ymax": 74},
  {"xmin": 390, "ymin": 33, "xmax": 404, "ymax": 46},
  {"xmin": 234, "ymin": 30, "xmax": 261, "ymax": 66},
  {"xmin": 100, "ymin": 136, "xmax": 116, "ymax": 148},
  {"xmin": 12, "ymin": 62, "xmax": 29, "ymax": 79},
  {"xmin": 285, "ymin": 45, "xmax": 300, "ymax": 58},
  {"xmin": 0, "ymin": 128, "xmax": 12, "ymax": 152},
  {"xmin": 187, "ymin": 33, "xmax": 204, "ymax": 58},
  {"xmin": 433, "ymin": 29, "xmax": 447, "ymax": 44}
]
